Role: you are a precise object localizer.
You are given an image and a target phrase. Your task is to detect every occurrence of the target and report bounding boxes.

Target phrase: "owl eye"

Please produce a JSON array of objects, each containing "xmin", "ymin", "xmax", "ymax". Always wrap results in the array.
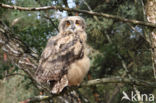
[
  {"xmin": 76, "ymin": 20, "xmax": 80, "ymax": 25},
  {"xmin": 66, "ymin": 21, "xmax": 70, "ymax": 26}
]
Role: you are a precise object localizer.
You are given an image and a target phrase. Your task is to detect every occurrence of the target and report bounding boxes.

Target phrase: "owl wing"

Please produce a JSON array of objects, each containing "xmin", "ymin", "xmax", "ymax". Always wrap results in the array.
[{"xmin": 35, "ymin": 32, "xmax": 84, "ymax": 93}]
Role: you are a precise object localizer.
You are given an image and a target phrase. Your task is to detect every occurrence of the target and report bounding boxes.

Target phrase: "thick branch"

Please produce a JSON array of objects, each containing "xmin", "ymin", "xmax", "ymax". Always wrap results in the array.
[
  {"xmin": 0, "ymin": 3, "xmax": 156, "ymax": 28},
  {"xmin": 0, "ymin": 21, "xmax": 39, "ymax": 87}
]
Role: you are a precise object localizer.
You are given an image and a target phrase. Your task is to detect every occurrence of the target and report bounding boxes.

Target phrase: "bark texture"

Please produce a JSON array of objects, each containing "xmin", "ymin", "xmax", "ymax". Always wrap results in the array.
[{"xmin": 146, "ymin": 0, "xmax": 156, "ymax": 78}]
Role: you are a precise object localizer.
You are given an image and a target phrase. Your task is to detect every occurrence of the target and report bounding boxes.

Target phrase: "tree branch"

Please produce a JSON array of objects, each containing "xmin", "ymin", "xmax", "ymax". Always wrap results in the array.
[
  {"xmin": 20, "ymin": 95, "xmax": 53, "ymax": 103},
  {"xmin": 21, "ymin": 76, "xmax": 156, "ymax": 103},
  {"xmin": 63, "ymin": 0, "xmax": 73, "ymax": 16},
  {"xmin": 81, "ymin": 77, "xmax": 156, "ymax": 87},
  {"xmin": 0, "ymin": 21, "xmax": 40, "ymax": 88},
  {"xmin": 0, "ymin": 3, "xmax": 156, "ymax": 28}
]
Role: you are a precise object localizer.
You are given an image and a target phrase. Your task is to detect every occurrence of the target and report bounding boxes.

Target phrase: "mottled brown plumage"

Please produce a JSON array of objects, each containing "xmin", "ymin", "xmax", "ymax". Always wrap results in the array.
[{"xmin": 35, "ymin": 16, "xmax": 90, "ymax": 94}]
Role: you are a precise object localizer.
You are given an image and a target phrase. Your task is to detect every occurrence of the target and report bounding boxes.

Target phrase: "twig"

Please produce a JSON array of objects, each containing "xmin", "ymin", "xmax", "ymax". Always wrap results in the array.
[
  {"xmin": 82, "ymin": 0, "xmax": 99, "ymax": 22},
  {"xmin": 4, "ymin": 73, "xmax": 26, "ymax": 78},
  {"xmin": 0, "ymin": 3, "xmax": 156, "ymax": 28},
  {"xmin": 106, "ymin": 62, "xmax": 133, "ymax": 103},
  {"xmin": 42, "ymin": 15, "xmax": 59, "ymax": 31},
  {"xmin": 20, "ymin": 95, "xmax": 53, "ymax": 103},
  {"xmin": 127, "ymin": 23, "xmax": 150, "ymax": 43}
]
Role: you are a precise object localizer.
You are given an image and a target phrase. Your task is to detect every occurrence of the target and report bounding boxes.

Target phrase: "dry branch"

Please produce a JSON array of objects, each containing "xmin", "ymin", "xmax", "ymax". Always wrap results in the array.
[{"xmin": 0, "ymin": 3, "xmax": 156, "ymax": 28}]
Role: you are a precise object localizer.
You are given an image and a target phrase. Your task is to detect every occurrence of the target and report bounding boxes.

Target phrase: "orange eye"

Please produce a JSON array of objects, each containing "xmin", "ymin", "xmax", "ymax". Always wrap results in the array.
[
  {"xmin": 66, "ymin": 21, "xmax": 70, "ymax": 26},
  {"xmin": 76, "ymin": 20, "xmax": 80, "ymax": 25}
]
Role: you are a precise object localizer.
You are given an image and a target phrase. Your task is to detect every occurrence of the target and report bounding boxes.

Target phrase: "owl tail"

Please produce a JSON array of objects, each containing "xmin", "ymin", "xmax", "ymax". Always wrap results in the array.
[{"xmin": 51, "ymin": 75, "xmax": 68, "ymax": 94}]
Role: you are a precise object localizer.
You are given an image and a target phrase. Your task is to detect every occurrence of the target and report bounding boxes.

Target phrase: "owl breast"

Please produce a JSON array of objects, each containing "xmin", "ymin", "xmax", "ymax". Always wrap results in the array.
[{"xmin": 67, "ymin": 55, "xmax": 90, "ymax": 86}]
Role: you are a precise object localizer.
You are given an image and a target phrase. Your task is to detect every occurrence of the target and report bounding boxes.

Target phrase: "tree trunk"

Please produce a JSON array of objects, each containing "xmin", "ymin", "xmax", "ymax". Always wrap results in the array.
[{"xmin": 145, "ymin": 0, "xmax": 156, "ymax": 78}]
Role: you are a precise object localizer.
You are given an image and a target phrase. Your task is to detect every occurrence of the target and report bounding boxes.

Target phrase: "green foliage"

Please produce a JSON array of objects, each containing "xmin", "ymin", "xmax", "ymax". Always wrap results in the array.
[
  {"xmin": 15, "ymin": 0, "xmax": 38, "ymax": 7},
  {"xmin": 13, "ymin": 18, "xmax": 58, "ymax": 54},
  {"xmin": 117, "ymin": 1, "xmax": 137, "ymax": 18}
]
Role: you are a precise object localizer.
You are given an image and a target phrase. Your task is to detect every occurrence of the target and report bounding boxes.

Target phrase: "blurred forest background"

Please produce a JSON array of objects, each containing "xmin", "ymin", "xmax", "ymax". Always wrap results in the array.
[{"xmin": 0, "ymin": 0, "xmax": 156, "ymax": 103}]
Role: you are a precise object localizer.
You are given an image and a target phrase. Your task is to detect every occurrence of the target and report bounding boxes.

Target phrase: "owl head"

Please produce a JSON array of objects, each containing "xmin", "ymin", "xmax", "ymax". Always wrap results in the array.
[{"xmin": 58, "ymin": 16, "xmax": 86, "ymax": 33}]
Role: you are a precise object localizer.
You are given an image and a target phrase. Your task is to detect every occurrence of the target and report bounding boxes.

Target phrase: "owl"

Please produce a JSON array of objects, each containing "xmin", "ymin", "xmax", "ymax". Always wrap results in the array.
[{"xmin": 35, "ymin": 16, "xmax": 90, "ymax": 94}]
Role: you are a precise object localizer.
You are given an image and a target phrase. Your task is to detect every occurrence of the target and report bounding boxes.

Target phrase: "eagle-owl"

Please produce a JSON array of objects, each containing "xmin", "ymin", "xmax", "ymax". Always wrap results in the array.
[{"xmin": 35, "ymin": 16, "xmax": 90, "ymax": 94}]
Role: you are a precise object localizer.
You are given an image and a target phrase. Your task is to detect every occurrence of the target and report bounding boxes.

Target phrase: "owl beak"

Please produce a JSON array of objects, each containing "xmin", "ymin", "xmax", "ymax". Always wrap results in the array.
[{"xmin": 71, "ymin": 25, "xmax": 75, "ymax": 30}]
